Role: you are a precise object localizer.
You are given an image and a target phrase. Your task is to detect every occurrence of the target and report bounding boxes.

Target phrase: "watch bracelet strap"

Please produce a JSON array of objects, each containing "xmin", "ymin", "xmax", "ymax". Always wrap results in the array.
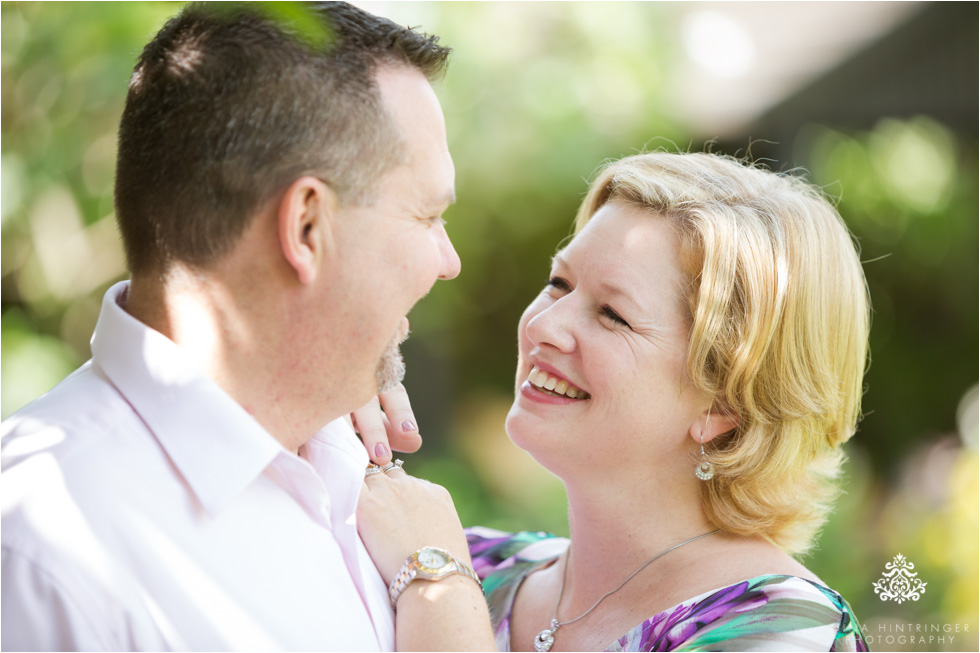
[
  {"xmin": 387, "ymin": 566, "xmax": 417, "ymax": 608},
  {"xmin": 387, "ymin": 555, "xmax": 483, "ymax": 609},
  {"xmin": 456, "ymin": 559, "xmax": 482, "ymax": 587}
]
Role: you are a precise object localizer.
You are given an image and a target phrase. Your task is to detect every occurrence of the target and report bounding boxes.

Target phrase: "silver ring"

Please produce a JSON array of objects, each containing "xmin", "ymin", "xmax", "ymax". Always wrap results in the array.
[
  {"xmin": 366, "ymin": 459, "xmax": 404, "ymax": 478},
  {"xmin": 384, "ymin": 459, "xmax": 404, "ymax": 473}
]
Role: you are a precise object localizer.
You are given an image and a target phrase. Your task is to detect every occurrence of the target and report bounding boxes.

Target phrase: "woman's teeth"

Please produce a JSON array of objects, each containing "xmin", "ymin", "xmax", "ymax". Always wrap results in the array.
[{"xmin": 528, "ymin": 366, "xmax": 590, "ymax": 399}]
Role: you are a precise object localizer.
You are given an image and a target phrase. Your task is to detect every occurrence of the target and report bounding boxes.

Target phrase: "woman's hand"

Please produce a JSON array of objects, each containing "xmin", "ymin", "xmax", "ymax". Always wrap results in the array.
[
  {"xmin": 357, "ymin": 453, "xmax": 496, "ymax": 651},
  {"xmin": 357, "ymin": 466, "xmax": 471, "ymax": 582},
  {"xmin": 350, "ymin": 383, "xmax": 422, "ymax": 465}
]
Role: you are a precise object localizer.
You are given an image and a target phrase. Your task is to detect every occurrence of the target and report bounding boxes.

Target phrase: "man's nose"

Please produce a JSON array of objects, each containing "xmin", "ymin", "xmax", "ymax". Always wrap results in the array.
[{"xmin": 437, "ymin": 227, "xmax": 461, "ymax": 280}]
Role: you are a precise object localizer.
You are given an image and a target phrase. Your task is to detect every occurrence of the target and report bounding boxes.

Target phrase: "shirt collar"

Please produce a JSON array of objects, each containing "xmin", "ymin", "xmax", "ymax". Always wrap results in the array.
[
  {"xmin": 91, "ymin": 281, "xmax": 287, "ymax": 517},
  {"xmin": 303, "ymin": 418, "xmax": 369, "ymax": 526}
]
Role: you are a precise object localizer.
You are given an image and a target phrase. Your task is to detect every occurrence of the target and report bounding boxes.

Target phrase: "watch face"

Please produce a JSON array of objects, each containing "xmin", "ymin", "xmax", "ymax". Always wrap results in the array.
[{"xmin": 418, "ymin": 548, "xmax": 451, "ymax": 570}]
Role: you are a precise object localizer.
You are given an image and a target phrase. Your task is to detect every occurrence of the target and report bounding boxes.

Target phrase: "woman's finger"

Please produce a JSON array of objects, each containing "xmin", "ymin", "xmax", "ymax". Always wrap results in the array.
[
  {"xmin": 351, "ymin": 395, "xmax": 393, "ymax": 464},
  {"xmin": 377, "ymin": 383, "xmax": 422, "ymax": 453}
]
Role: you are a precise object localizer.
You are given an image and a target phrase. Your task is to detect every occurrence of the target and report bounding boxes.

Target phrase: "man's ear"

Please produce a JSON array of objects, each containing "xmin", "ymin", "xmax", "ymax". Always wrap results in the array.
[
  {"xmin": 277, "ymin": 176, "xmax": 337, "ymax": 285},
  {"xmin": 688, "ymin": 404, "xmax": 739, "ymax": 445}
]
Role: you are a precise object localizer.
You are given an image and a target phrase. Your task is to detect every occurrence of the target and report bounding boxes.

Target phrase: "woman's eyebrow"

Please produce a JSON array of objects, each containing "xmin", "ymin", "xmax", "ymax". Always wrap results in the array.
[
  {"xmin": 549, "ymin": 252, "xmax": 568, "ymax": 273},
  {"xmin": 598, "ymin": 281, "xmax": 642, "ymax": 313},
  {"xmin": 552, "ymin": 252, "xmax": 642, "ymax": 312}
]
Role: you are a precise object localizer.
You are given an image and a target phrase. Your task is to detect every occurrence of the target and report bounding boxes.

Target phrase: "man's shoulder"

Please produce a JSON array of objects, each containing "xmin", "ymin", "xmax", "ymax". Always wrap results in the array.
[
  {"xmin": 1, "ymin": 360, "xmax": 165, "ymax": 539},
  {"xmin": 0, "ymin": 359, "xmax": 160, "ymax": 652},
  {"xmin": 2, "ymin": 360, "xmax": 124, "ymax": 446},
  {"xmin": 3, "ymin": 361, "xmax": 139, "ymax": 468}
]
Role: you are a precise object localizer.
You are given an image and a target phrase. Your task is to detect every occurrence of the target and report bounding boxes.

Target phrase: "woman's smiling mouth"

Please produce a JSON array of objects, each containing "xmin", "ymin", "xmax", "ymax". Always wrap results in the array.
[{"xmin": 527, "ymin": 365, "xmax": 591, "ymax": 400}]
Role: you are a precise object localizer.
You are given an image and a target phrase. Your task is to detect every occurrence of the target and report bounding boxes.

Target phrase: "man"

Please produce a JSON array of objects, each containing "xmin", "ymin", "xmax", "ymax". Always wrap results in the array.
[{"xmin": 1, "ymin": 3, "xmax": 492, "ymax": 650}]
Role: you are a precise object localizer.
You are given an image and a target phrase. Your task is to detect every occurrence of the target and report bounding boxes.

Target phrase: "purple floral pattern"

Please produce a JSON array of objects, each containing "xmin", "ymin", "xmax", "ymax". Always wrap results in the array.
[{"xmin": 466, "ymin": 528, "xmax": 869, "ymax": 652}]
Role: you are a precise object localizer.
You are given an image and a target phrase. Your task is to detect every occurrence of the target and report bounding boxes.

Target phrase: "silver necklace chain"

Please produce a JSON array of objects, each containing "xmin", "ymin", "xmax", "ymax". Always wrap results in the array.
[{"xmin": 532, "ymin": 529, "xmax": 721, "ymax": 652}]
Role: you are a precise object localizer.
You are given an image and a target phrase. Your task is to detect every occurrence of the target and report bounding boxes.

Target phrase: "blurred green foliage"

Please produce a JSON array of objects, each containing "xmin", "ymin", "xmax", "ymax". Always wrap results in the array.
[{"xmin": 2, "ymin": 3, "xmax": 976, "ymax": 650}]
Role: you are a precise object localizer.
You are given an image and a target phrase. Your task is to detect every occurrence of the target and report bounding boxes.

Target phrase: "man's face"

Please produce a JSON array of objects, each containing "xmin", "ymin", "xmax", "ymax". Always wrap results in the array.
[{"xmin": 329, "ymin": 65, "xmax": 460, "ymax": 403}]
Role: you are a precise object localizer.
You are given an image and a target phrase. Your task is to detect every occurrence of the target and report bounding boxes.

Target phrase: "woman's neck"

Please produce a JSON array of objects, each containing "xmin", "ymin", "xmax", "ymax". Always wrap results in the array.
[{"xmin": 557, "ymin": 468, "xmax": 716, "ymax": 619}]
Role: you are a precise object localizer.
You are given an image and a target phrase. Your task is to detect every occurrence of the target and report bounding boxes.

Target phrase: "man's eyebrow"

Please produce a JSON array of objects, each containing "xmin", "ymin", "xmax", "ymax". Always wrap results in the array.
[{"xmin": 427, "ymin": 188, "xmax": 456, "ymax": 210}]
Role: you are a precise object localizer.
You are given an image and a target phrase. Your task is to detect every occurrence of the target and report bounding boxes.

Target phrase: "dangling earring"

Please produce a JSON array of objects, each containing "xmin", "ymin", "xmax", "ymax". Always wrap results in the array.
[{"xmin": 695, "ymin": 407, "xmax": 715, "ymax": 481}]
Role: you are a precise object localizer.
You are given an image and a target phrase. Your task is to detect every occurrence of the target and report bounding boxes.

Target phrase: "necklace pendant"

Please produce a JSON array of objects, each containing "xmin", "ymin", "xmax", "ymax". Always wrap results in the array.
[{"xmin": 534, "ymin": 620, "xmax": 560, "ymax": 652}]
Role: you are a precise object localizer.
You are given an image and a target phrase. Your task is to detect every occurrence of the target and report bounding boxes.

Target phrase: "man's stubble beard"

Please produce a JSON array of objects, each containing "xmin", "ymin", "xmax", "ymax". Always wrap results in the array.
[{"xmin": 375, "ymin": 329, "xmax": 409, "ymax": 393}]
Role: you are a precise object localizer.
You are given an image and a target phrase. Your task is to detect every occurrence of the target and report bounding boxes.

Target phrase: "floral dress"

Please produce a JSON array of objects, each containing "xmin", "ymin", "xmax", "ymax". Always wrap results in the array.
[{"xmin": 467, "ymin": 527, "xmax": 869, "ymax": 652}]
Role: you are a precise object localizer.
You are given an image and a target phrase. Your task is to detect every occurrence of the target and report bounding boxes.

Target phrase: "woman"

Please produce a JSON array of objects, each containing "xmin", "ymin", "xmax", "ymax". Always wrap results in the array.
[{"xmin": 358, "ymin": 151, "xmax": 870, "ymax": 652}]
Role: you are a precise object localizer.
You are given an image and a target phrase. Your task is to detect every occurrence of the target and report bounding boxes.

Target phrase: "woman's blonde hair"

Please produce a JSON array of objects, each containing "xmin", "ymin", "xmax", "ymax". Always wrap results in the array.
[{"xmin": 574, "ymin": 152, "xmax": 870, "ymax": 555}]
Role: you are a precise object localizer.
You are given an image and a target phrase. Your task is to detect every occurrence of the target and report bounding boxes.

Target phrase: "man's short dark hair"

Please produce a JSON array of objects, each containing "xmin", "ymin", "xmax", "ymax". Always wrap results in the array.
[{"xmin": 114, "ymin": 1, "xmax": 451, "ymax": 276}]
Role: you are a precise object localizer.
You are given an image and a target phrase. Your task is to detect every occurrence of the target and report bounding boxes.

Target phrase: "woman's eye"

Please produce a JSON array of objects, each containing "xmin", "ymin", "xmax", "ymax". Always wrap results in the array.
[
  {"xmin": 601, "ymin": 306, "xmax": 631, "ymax": 328},
  {"xmin": 547, "ymin": 277, "xmax": 570, "ymax": 292}
]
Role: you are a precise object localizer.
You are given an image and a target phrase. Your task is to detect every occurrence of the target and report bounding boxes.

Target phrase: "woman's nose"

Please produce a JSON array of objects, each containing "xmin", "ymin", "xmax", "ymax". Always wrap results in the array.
[{"xmin": 525, "ymin": 298, "xmax": 576, "ymax": 353}]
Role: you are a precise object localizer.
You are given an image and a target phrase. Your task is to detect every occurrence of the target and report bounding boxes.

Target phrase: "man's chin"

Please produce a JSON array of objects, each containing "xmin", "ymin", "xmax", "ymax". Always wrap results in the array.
[{"xmin": 375, "ymin": 336, "xmax": 407, "ymax": 393}]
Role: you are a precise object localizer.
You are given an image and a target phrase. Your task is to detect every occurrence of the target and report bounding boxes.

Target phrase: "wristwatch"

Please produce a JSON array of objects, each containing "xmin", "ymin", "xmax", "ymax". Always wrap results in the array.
[{"xmin": 387, "ymin": 546, "xmax": 482, "ymax": 609}]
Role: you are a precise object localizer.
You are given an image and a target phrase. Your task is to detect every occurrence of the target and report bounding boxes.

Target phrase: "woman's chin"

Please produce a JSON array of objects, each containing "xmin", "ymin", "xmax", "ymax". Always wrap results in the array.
[
  {"xmin": 504, "ymin": 401, "xmax": 524, "ymax": 441},
  {"xmin": 505, "ymin": 403, "xmax": 561, "ymax": 458}
]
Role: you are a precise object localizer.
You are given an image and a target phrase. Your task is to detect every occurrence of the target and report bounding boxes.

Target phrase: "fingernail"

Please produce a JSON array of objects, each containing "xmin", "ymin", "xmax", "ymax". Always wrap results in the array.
[
  {"xmin": 401, "ymin": 420, "xmax": 417, "ymax": 432},
  {"xmin": 375, "ymin": 443, "xmax": 389, "ymax": 458}
]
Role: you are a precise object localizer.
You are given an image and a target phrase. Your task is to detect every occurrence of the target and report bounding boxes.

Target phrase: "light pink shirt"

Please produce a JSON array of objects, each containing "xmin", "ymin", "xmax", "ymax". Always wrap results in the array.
[{"xmin": 1, "ymin": 281, "xmax": 395, "ymax": 651}]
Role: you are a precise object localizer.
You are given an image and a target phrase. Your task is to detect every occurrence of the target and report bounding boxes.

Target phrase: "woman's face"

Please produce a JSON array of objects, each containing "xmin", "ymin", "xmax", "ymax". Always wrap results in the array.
[{"xmin": 506, "ymin": 200, "xmax": 707, "ymax": 477}]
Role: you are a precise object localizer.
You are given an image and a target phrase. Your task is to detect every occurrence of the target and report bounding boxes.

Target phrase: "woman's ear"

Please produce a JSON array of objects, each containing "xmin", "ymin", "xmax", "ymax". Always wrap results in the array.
[
  {"xmin": 688, "ymin": 404, "xmax": 739, "ymax": 445},
  {"xmin": 277, "ymin": 176, "xmax": 337, "ymax": 285}
]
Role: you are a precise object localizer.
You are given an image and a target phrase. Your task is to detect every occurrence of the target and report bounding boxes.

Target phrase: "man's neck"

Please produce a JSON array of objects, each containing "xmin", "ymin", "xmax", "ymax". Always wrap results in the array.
[{"xmin": 126, "ymin": 269, "xmax": 336, "ymax": 454}]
